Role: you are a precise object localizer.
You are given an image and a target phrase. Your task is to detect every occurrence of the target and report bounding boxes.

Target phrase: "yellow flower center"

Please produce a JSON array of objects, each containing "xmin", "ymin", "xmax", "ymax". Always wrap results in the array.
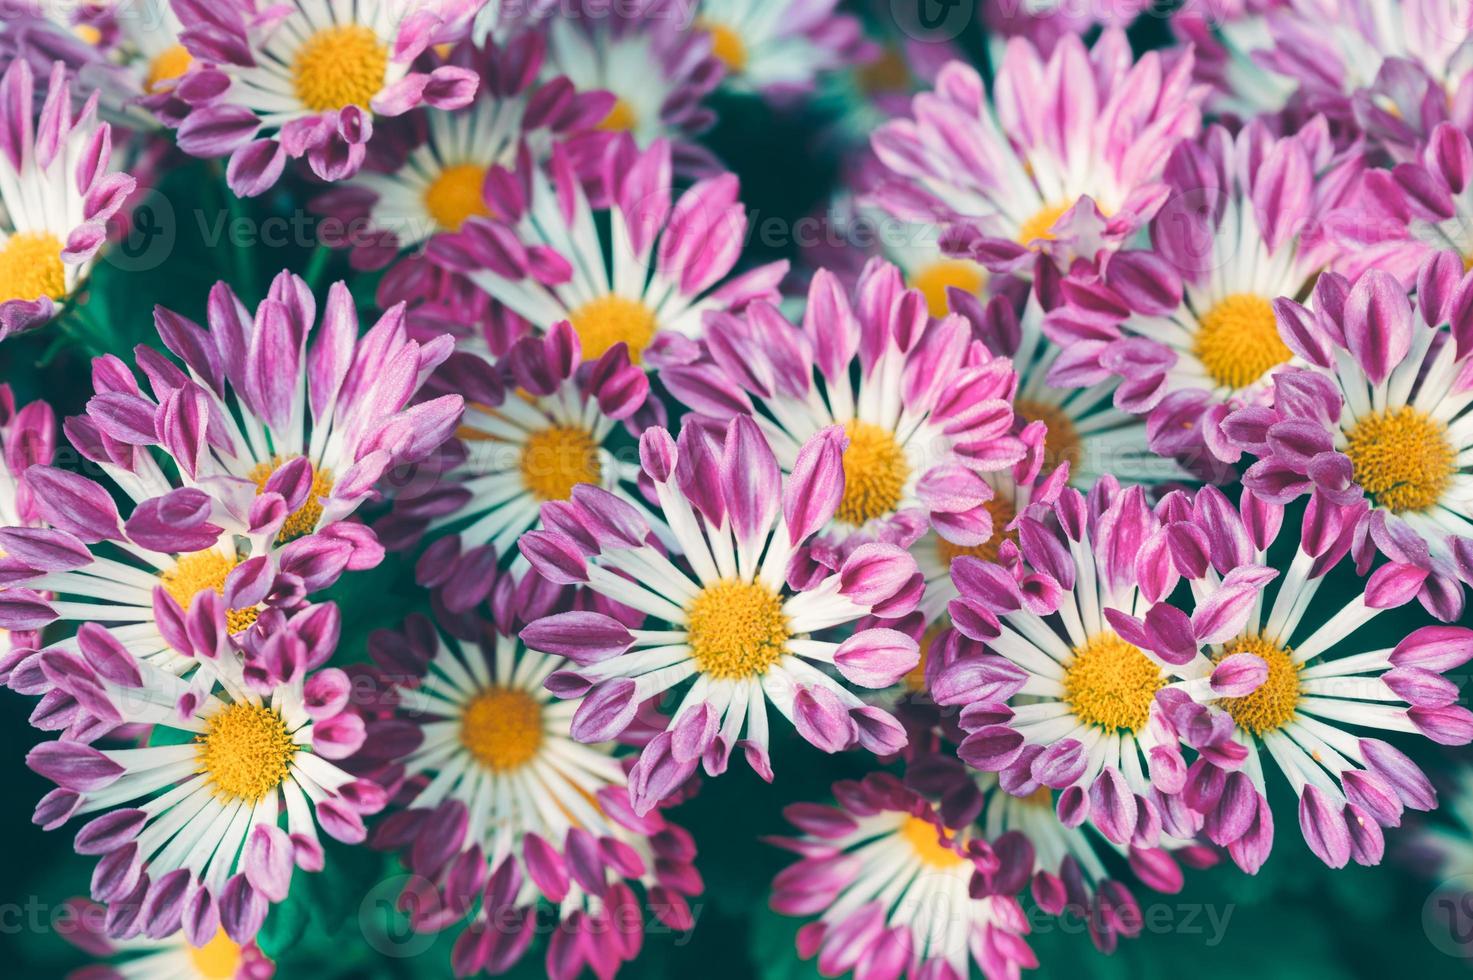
[
  {"xmin": 836, "ymin": 420, "xmax": 910, "ymax": 527},
  {"xmin": 459, "ymin": 686, "xmax": 544, "ymax": 772},
  {"xmin": 1344, "ymin": 407, "xmax": 1457, "ymax": 514},
  {"xmin": 1213, "ymin": 634, "xmax": 1301, "ymax": 736},
  {"xmin": 1021, "ymin": 785, "xmax": 1055, "ymax": 809},
  {"xmin": 568, "ymin": 294, "xmax": 658, "ymax": 364},
  {"xmin": 187, "ymin": 929, "xmax": 244, "ymax": 980},
  {"xmin": 1062, "ymin": 632, "xmax": 1164, "ymax": 733},
  {"xmin": 597, "ymin": 98, "xmax": 638, "ymax": 132},
  {"xmin": 0, "ymin": 232, "xmax": 66, "ymax": 304},
  {"xmin": 145, "ymin": 44, "xmax": 194, "ymax": 93},
  {"xmin": 195, "ymin": 701, "xmax": 297, "ymax": 802},
  {"xmin": 908, "ymin": 259, "xmax": 987, "ymax": 319},
  {"xmin": 856, "ymin": 46, "xmax": 912, "ymax": 95},
  {"xmin": 422, "ymin": 163, "xmax": 491, "ymax": 232},
  {"xmin": 1194, "ymin": 293, "xmax": 1293, "ymax": 390},
  {"xmin": 1017, "ymin": 201, "xmax": 1071, "ymax": 245},
  {"xmin": 74, "ymin": 24, "xmax": 102, "ymax": 46},
  {"xmin": 935, "ymin": 494, "xmax": 1017, "ymax": 569},
  {"xmin": 160, "ymin": 551, "xmax": 260, "ymax": 634},
  {"xmin": 686, "ymin": 579, "xmax": 790, "ymax": 680},
  {"xmin": 518, "ymin": 425, "xmax": 602, "ymax": 502},
  {"xmin": 292, "ymin": 24, "xmax": 389, "ymax": 113},
  {"xmin": 1015, "ymin": 398, "xmax": 1083, "ymax": 476},
  {"xmin": 249, "ymin": 457, "xmax": 334, "ymax": 543},
  {"xmin": 898, "ymin": 815, "xmax": 967, "ymax": 868},
  {"xmin": 703, "ymin": 22, "xmax": 748, "ymax": 73}
]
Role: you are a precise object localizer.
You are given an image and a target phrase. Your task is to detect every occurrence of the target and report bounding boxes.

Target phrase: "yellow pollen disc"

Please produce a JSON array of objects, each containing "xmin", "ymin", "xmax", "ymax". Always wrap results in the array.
[
  {"xmin": 1017, "ymin": 201, "xmax": 1070, "ymax": 246},
  {"xmin": 145, "ymin": 44, "xmax": 193, "ymax": 93},
  {"xmin": 187, "ymin": 929, "xmax": 243, "ymax": 980},
  {"xmin": 1015, "ymin": 398, "xmax": 1082, "ymax": 476},
  {"xmin": 74, "ymin": 24, "xmax": 102, "ymax": 46},
  {"xmin": 909, "ymin": 259, "xmax": 986, "ymax": 319},
  {"xmin": 519, "ymin": 425, "xmax": 602, "ymax": 502},
  {"xmin": 568, "ymin": 294, "xmax": 658, "ymax": 364},
  {"xmin": 898, "ymin": 815, "xmax": 966, "ymax": 868},
  {"xmin": 1022, "ymin": 785, "xmax": 1054, "ymax": 809},
  {"xmin": 703, "ymin": 22, "xmax": 748, "ymax": 73},
  {"xmin": 1463, "ymin": 253, "xmax": 1473, "ymax": 273},
  {"xmin": 902, "ymin": 624, "xmax": 944, "ymax": 693},
  {"xmin": 597, "ymin": 98, "xmax": 638, "ymax": 132},
  {"xmin": 1194, "ymin": 293, "xmax": 1293, "ymax": 390},
  {"xmin": 249, "ymin": 456, "xmax": 334, "ymax": 543},
  {"xmin": 0, "ymin": 232, "xmax": 66, "ymax": 304},
  {"xmin": 1062, "ymin": 632, "xmax": 1164, "ymax": 733},
  {"xmin": 160, "ymin": 551, "xmax": 260, "ymax": 634},
  {"xmin": 837, "ymin": 419, "xmax": 910, "ymax": 527},
  {"xmin": 935, "ymin": 494, "xmax": 1017, "ymax": 569},
  {"xmin": 459, "ymin": 686, "xmax": 544, "ymax": 772},
  {"xmin": 195, "ymin": 701, "xmax": 297, "ymax": 802},
  {"xmin": 423, "ymin": 163, "xmax": 491, "ymax": 232},
  {"xmin": 1213, "ymin": 634, "xmax": 1301, "ymax": 736},
  {"xmin": 686, "ymin": 579, "xmax": 790, "ymax": 680},
  {"xmin": 1344, "ymin": 406, "xmax": 1457, "ymax": 514},
  {"xmin": 292, "ymin": 24, "xmax": 389, "ymax": 113}
]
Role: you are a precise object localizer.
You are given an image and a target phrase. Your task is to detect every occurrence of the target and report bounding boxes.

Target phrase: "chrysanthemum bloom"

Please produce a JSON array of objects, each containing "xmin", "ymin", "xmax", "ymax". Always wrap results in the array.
[
  {"xmin": 905, "ymin": 753, "xmax": 1219, "ymax": 955},
  {"xmin": 662, "ymin": 260, "xmax": 1026, "ymax": 550},
  {"xmin": 1224, "ymin": 253, "xmax": 1473, "ymax": 613},
  {"xmin": 363, "ymin": 610, "xmax": 700, "ymax": 979},
  {"xmin": 313, "ymin": 34, "xmax": 615, "ymax": 270},
  {"xmin": 0, "ymin": 58, "xmax": 136, "ymax": 340},
  {"xmin": 169, "ymin": 0, "xmax": 480, "ymax": 195},
  {"xmin": 520, "ymin": 416, "xmax": 924, "ymax": 810},
  {"xmin": 955, "ymin": 285, "xmax": 1195, "ymax": 488},
  {"xmin": 931, "ymin": 480, "xmax": 1205, "ymax": 848},
  {"xmin": 692, "ymin": 0, "xmax": 872, "ymax": 99},
  {"xmin": 60, "ymin": 896, "xmax": 274, "ymax": 979},
  {"xmin": 384, "ymin": 320, "xmax": 649, "ymax": 555},
  {"xmin": 1171, "ymin": 0, "xmax": 1299, "ymax": 119},
  {"xmin": 430, "ymin": 137, "xmax": 786, "ymax": 367},
  {"xmin": 1041, "ymin": 121, "xmax": 1364, "ymax": 462},
  {"xmin": 869, "ymin": 30, "xmax": 1203, "ymax": 274},
  {"xmin": 26, "ymin": 599, "xmax": 382, "ymax": 945},
  {"xmin": 1115, "ymin": 485, "xmax": 1473, "ymax": 870},
  {"xmin": 540, "ymin": 0, "xmax": 723, "ymax": 174},
  {"xmin": 770, "ymin": 773, "xmax": 1036, "ymax": 980},
  {"xmin": 0, "ymin": 383, "xmax": 54, "ymax": 652},
  {"xmin": 1333, "ymin": 123, "xmax": 1473, "ymax": 282}
]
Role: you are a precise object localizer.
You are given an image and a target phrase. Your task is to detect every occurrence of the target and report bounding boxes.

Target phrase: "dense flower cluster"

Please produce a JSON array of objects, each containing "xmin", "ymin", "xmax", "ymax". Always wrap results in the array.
[{"xmin": 1, "ymin": 1, "xmax": 1471, "ymax": 977}]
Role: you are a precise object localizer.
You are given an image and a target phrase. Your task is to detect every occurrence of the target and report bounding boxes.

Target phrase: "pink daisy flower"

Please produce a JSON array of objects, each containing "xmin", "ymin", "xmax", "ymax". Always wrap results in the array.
[
  {"xmin": 1115, "ymin": 485, "xmax": 1473, "ymax": 870},
  {"xmin": 363, "ymin": 607, "xmax": 701, "ymax": 980},
  {"xmin": 60, "ymin": 895, "xmax": 275, "ymax": 979},
  {"xmin": 519, "ymin": 416, "xmax": 924, "ymax": 811},
  {"xmin": 1041, "ymin": 120, "xmax": 1366, "ymax": 462},
  {"xmin": 383, "ymin": 320, "xmax": 650, "ymax": 557},
  {"xmin": 428, "ymin": 136, "xmax": 786, "ymax": 367},
  {"xmin": 0, "ymin": 58, "xmax": 136, "ymax": 340},
  {"xmin": 312, "ymin": 33, "xmax": 614, "ymax": 271},
  {"xmin": 660, "ymin": 259, "xmax": 1026, "ymax": 549},
  {"xmin": 25, "ymin": 600, "xmax": 382, "ymax": 947},
  {"xmin": 693, "ymin": 0, "xmax": 873, "ymax": 99},
  {"xmin": 0, "ymin": 384, "xmax": 54, "ymax": 671},
  {"xmin": 169, "ymin": 0, "xmax": 481, "ymax": 196},
  {"xmin": 770, "ymin": 773, "xmax": 1036, "ymax": 980},
  {"xmin": 869, "ymin": 30, "xmax": 1204, "ymax": 274},
  {"xmin": 1224, "ymin": 253, "xmax": 1473, "ymax": 615}
]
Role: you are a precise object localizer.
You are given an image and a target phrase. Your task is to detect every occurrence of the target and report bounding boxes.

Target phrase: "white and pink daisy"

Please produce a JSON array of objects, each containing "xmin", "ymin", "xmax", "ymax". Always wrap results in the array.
[
  {"xmin": 312, "ymin": 34, "xmax": 614, "ymax": 270},
  {"xmin": 1225, "ymin": 253, "xmax": 1473, "ymax": 615},
  {"xmin": 363, "ymin": 608, "xmax": 700, "ymax": 979},
  {"xmin": 60, "ymin": 896, "xmax": 274, "ymax": 979},
  {"xmin": 693, "ymin": 0, "xmax": 872, "ymax": 99},
  {"xmin": 770, "ymin": 773, "xmax": 1036, "ymax": 980},
  {"xmin": 1042, "ymin": 121, "xmax": 1365, "ymax": 462},
  {"xmin": 0, "ymin": 57, "xmax": 136, "ymax": 339},
  {"xmin": 869, "ymin": 30, "xmax": 1204, "ymax": 274},
  {"xmin": 661, "ymin": 259, "xmax": 1026, "ymax": 549},
  {"xmin": 519, "ymin": 416, "xmax": 924, "ymax": 811},
  {"xmin": 25, "ymin": 601, "xmax": 383, "ymax": 946},
  {"xmin": 168, "ymin": 0, "xmax": 480, "ymax": 195},
  {"xmin": 429, "ymin": 136, "xmax": 786, "ymax": 367},
  {"xmin": 1116, "ymin": 485, "xmax": 1473, "ymax": 870}
]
